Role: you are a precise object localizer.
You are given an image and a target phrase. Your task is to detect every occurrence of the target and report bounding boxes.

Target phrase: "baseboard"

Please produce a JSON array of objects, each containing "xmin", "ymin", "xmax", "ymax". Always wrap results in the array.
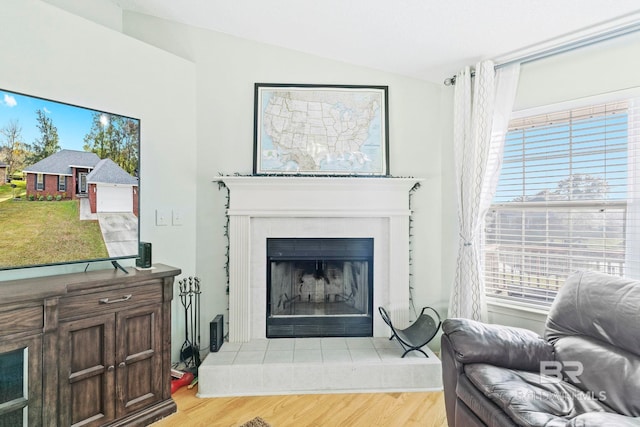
[{"xmin": 105, "ymin": 398, "xmax": 177, "ymax": 427}]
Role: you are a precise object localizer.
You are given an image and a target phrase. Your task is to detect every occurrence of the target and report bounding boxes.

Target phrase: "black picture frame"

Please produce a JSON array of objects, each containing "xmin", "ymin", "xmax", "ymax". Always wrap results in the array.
[{"xmin": 253, "ymin": 83, "xmax": 389, "ymax": 176}]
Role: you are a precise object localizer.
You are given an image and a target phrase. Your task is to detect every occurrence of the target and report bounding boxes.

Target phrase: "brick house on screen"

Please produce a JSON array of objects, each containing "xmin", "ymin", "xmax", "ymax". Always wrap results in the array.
[
  {"xmin": 23, "ymin": 149, "xmax": 100, "ymax": 200},
  {"xmin": 23, "ymin": 149, "xmax": 138, "ymax": 216},
  {"xmin": 0, "ymin": 161, "xmax": 7, "ymax": 185}
]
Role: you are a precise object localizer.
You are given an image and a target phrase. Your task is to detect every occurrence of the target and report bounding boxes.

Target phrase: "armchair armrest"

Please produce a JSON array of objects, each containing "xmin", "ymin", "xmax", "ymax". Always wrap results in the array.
[{"xmin": 442, "ymin": 318, "xmax": 554, "ymax": 371}]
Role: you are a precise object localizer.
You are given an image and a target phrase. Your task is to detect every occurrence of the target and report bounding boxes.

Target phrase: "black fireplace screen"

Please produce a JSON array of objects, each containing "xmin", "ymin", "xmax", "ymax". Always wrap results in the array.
[
  {"xmin": 270, "ymin": 260, "xmax": 369, "ymax": 316},
  {"xmin": 266, "ymin": 238, "xmax": 374, "ymax": 338}
]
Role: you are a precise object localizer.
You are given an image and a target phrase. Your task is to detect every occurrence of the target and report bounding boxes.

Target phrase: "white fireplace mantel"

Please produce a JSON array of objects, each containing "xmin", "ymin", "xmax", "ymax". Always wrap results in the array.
[
  {"xmin": 220, "ymin": 176, "xmax": 421, "ymax": 217},
  {"xmin": 217, "ymin": 176, "xmax": 423, "ymax": 342}
]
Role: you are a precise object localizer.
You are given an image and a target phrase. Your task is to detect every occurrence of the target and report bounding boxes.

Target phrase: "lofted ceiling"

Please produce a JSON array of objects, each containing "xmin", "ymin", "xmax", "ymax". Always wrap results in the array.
[{"xmin": 108, "ymin": 0, "xmax": 640, "ymax": 83}]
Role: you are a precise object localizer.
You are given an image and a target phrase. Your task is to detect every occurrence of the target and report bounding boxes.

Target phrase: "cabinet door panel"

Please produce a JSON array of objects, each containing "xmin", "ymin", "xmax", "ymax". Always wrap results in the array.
[
  {"xmin": 0, "ymin": 336, "xmax": 42, "ymax": 427},
  {"xmin": 59, "ymin": 314, "xmax": 115, "ymax": 427},
  {"xmin": 116, "ymin": 305, "xmax": 162, "ymax": 417}
]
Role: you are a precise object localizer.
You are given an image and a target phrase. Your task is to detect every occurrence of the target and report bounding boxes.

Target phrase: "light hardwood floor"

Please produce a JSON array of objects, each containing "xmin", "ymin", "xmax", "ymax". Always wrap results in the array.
[{"xmin": 152, "ymin": 386, "xmax": 448, "ymax": 427}]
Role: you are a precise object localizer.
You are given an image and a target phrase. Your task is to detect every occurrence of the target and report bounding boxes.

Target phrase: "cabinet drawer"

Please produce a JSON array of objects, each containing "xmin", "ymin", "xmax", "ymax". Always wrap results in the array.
[
  {"xmin": 0, "ymin": 306, "xmax": 43, "ymax": 336},
  {"xmin": 59, "ymin": 284, "xmax": 162, "ymax": 319}
]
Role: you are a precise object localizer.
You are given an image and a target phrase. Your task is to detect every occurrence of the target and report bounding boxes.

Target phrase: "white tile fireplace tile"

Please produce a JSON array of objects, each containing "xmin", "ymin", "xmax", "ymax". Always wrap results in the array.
[
  {"xmin": 240, "ymin": 340, "xmax": 268, "ymax": 351},
  {"xmin": 263, "ymin": 350, "xmax": 294, "ymax": 364},
  {"xmin": 293, "ymin": 349, "xmax": 323, "ymax": 363},
  {"xmin": 262, "ymin": 365, "xmax": 293, "ymax": 391},
  {"xmin": 321, "ymin": 349, "xmax": 351, "ymax": 363},
  {"xmin": 204, "ymin": 351, "xmax": 236, "ymax": 365},
  {"xmin": 349, "ymin": 349, "xmax": 380, "ymax": 362},
  {"xmin": 233, "ymin": 351, "xmax": 265, "ymax": 364},
  {"xmin": 294, "ymin": 338, "xmax": 321, "ymax": 350},
  {"xmin": 346, "ymin": 337, "xmax": 376, "ymax": 349},
  {"xmin": 267, "ymin": 339, "xmax": 295, "ymax": 350},
  {"xmin": 322, "ymin": 365, "xmax": 355, "ymax": 390},
  {"xmin": 320, "ymin": 337, "xmax": 348, "ymax": 349},
  {"xmin": 292, "ymin": 365, "xmax": 325, "ymax": 391}
]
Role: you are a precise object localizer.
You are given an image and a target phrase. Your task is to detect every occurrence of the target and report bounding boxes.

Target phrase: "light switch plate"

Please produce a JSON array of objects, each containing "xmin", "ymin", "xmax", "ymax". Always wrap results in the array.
[
  {"xmin": 156, "ymin": 209, "xmax": 170, "ymax": 226},
  {"xmin": 172, "ymin": 209, "xmax": 184, "ymax": 226}
]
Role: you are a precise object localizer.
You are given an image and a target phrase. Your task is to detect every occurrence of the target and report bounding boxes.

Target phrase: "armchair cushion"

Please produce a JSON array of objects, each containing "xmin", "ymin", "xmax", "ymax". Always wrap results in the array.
[
  {"xmin": 546, "ymin": 271, "xmax": 640, "ymax": 357},
  {"xmin": 545, "ymin": 271, "xmax": 640, "ymax": 417},
  {"xmin": 465, "ymin": 363, "xmax": 613, "ymax": 427},
  {"xmin": 553, "ymin": 335, "xmax": 640, "ymax": 416},
  {"xmin": 567, "ymin": 413, "xmax": 640, "ymax": 427},
  {"xmin": 443, "ymin": 318, "xmax": 554, "ymax": 371}
]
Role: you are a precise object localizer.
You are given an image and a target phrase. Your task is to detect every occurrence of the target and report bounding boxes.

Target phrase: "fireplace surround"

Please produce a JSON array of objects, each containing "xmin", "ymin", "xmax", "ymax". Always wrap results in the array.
[{"xmin": 217, "ymin": 176, "xmax": 422, "ymax": 342}]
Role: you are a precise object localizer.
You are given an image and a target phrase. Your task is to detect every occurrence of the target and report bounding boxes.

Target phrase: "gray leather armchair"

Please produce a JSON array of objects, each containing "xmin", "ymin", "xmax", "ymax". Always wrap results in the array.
[{"xmin": 441, "ymin": 270, "xmax": 640, "ymax": 427}]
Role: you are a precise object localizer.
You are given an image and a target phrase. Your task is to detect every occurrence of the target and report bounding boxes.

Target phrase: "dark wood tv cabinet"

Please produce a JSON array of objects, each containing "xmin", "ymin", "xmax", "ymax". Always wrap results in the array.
[{"xmin": 0, "ymin": 264, "xmax": 180, "ymax": 427}]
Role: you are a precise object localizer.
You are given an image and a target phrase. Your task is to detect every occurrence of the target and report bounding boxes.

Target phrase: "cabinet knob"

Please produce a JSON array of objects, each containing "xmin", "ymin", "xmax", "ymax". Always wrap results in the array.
[
  {"xmin": 107, "ymin": 365, "xmax": 115, "ymax": 372},
  {"xmin": 118, "ymin": 362, "xmax": 126, "ymax": 368}
]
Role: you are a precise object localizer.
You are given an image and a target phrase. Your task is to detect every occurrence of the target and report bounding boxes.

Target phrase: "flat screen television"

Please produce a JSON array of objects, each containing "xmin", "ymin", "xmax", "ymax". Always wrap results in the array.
[{"xmin": 0, "ymin": 88, "xmax": 140, "ymax": 271}]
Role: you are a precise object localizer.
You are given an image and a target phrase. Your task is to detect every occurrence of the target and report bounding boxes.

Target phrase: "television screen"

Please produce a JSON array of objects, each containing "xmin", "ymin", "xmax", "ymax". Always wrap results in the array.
[{"xmin": 0, "ymin": 88, "xmax": 140, "ymax": 270}]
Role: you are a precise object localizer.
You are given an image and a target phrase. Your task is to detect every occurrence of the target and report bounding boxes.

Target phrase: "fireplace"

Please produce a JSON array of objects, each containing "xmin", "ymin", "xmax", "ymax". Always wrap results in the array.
[
  {"xmin": 217, "ymin": 176, "xmax": 421, "ymax": 342},
  {"xmin": 266, "ymin": 238, "xmax": 373, "ymax": 338},
  {"xmin": 200, "ymin": 177, "xmax": 440, "ymax": 398}
]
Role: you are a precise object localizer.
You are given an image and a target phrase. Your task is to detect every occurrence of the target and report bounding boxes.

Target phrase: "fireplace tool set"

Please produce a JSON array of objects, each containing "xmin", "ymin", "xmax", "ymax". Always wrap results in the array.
[
  {"xmin": 172, "ymin": 276, "xmax": 201, "ymax": 393},
  {"xmin": 179, "ymin": 276, "xmax": 202, "ymax": 370}
]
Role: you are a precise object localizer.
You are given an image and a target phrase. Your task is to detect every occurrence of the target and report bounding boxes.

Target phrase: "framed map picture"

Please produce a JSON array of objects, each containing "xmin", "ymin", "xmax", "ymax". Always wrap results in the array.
[{"xmin": 254, "ymin": 84, "xmax": 389, "ymax": 175}]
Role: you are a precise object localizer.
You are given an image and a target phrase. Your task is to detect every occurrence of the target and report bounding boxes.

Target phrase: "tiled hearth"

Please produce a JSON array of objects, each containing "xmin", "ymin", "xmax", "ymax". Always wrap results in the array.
[
  {"xmin": 198, "ymin": 337, "xmax": 442, "ymax": 397},
  {"xmin": 198, "ymin": 176, "xmax": 442, "ymax": 396}
]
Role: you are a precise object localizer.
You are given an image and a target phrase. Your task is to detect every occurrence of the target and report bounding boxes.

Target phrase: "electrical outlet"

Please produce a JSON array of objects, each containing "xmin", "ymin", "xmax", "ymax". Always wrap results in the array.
[{"xmin": 156, "ymin": 209, "xmax": 170, "ymax": 226}]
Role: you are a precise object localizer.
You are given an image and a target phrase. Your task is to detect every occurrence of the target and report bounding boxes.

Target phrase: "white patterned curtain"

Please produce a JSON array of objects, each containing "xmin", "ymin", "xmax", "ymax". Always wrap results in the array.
[
  {"xmin": 626, "ymin": 98, "xmax": 640, "ymax": 279},
  {"xmin": 449, "ymin": 60, "xmax": 520, "ymax": 320}
]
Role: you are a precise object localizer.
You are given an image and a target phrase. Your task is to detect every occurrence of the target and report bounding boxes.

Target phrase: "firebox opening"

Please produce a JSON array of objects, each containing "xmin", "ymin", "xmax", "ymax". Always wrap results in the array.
[{"xmin": 266, "ymin": 238, "xmax": 373, "ymax": 338}]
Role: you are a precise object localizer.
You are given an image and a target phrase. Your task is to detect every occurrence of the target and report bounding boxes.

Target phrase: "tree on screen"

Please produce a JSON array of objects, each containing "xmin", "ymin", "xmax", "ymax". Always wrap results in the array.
[
  {"xmin": 0, "ymin": 119, "xmax": 27, "ymax": 177},
  {"xmin": 25, "ymin": 109, "xmax": 60, "ymax": 165},
  {"xmin": 83, "ymin": 113, "xmax": 139, "ymax": 175}
]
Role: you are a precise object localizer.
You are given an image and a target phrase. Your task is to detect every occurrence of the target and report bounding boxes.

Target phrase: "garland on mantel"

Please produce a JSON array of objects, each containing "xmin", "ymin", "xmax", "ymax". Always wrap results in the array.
[
  {"xmin": 216, "ymin": 179, "xmax": 231, "ymax": 341},
  {"xmin": 408, "ymin": 181, "xmax": 421, "ymax": 321},
  {"xmin": 216, "ymin": 173, "xmax": 422, "ymax": 325},
  {"xmin": 217, "ymin": 179, "xmax": 230, "ymax": 295}
]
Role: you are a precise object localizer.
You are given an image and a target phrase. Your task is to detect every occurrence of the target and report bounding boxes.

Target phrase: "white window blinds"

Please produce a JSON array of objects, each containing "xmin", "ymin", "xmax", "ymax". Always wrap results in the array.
[{"xmin": 484, "ymin": 99, "xmax": 640, "ymax": 307}]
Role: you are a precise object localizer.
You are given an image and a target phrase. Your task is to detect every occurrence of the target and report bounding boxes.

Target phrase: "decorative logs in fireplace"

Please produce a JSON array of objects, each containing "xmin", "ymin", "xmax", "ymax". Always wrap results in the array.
[{"xmin": 266, "ymin": 238, "xmax": 374, "ymax": 338}]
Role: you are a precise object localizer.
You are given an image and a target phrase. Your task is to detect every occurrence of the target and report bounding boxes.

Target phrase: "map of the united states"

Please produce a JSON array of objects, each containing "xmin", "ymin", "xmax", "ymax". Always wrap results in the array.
[{"xmin": 259, "ymin": 88, "xmax": 384, "ymax": 173}]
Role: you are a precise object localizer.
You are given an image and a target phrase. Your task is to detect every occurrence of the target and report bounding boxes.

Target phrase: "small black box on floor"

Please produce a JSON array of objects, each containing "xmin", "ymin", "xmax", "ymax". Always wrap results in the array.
[
  {"xmin": 136, "ymin": 242, "xmax": 152, "ymax": 268},
  {"xmin": 210, "ymin": 314, "xmax": 223, "ymax": 352}
]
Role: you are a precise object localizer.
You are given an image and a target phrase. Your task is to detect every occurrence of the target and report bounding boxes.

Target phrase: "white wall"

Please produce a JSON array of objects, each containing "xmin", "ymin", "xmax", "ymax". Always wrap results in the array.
[
  {"xmin": 122, "ymin": 12, "xmax": 451, "ymax": 351},
  {"xmin": 41, "ymin": 0, "xmax": 124, "ymax": 32},
  {"xmin": 0, "ymin": 0, "xmax": 198, "ymax": 358},
  {"xmin": 515, "ymin": 30, "xmax": 640, "ymax": 112}
]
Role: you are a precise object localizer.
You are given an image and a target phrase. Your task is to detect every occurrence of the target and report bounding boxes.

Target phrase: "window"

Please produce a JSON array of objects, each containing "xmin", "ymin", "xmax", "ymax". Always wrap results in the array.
[
  {"xmin": 484, "ymin": 100, "xmax": 640, "ymax": 307},
  {"xmin": 36, "ymin": 174, "xmax": 44, "ymax": 191},
  {"xmin": 58, "ymin": 175, "xmax": 66, "ymax": 192}
]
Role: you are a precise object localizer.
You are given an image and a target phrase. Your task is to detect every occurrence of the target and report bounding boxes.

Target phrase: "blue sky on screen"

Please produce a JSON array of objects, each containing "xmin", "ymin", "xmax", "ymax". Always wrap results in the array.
[{"xmin": 0, "ymin": 89, "xmax": 98, "ymax": 152}]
